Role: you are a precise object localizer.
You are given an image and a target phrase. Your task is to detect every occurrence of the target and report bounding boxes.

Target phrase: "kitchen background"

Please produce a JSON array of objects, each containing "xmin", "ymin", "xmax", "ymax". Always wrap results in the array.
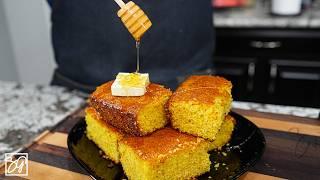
[
  {"xmin": 0, "ymin": 0, "xmax": 319, "ymax": 108},
  {"xmin": 0, "ymin": 0, "xmax": 55, "ymax": 84},
  {"xmin": 0, "ymin": 0, "xmax": 319, "ymax": 167}
]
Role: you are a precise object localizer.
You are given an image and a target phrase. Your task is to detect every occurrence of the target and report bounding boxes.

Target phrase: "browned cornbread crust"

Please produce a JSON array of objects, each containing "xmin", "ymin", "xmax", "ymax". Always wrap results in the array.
[
  {"xmin": 177, "ymin": 75, "xmax": 232, "ymax": 93},
  {"xmin": 120, "ymin": 127, "xmax": 207, "ymax": 163},
  {"xmin": 119, "ymin": 127, "xmax": 210, "ymax": 180},
  {"xmin": 89, "ymin": 81, "xmax": 172, "ymax": 136},
  {"xmin": 166, "ymin": 75, "xmax": 232, "ymax": 140},
  {"xmin": 168, "ymin": 75, "xmax": 232, "ymax": 107}
]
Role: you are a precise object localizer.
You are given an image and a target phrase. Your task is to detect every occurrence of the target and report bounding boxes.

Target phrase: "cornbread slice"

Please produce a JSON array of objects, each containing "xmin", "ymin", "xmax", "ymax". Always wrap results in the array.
[
  {"xmin": 90, "ymin": 81, "xmax": 172, "ymax": 136},
  {"xmin": 208, "ymin": 115, "xmax": 236, "ymax": 151},
  {"xmin": 85, "ymin": 107, "xmax": 125, "ymax": 163},
  {"xmin": 119, "ymin": 128, "xmax": 210, "ymax": 180},
  {"xmin": 167, "ymin": 75, "xmax": 232, "ymax": 140}
]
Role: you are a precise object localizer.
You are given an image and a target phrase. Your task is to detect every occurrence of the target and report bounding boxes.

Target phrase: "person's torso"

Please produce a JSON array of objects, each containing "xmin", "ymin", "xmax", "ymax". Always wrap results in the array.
[{"xmin": 51, "ymin": 0, "xmax": 214, "ymax": 90}]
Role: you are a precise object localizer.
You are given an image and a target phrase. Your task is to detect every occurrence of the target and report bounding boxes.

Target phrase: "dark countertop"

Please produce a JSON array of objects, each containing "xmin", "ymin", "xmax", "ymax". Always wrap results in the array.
[{"xmin": 214, "ymin": 0, "xmax": 320, "ymax": 28}]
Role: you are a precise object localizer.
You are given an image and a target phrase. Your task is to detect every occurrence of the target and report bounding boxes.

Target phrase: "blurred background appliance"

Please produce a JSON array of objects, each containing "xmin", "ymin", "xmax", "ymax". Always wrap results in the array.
[
  {"xmin": 213, "ymin": 0, "xmax": 253, "ymax": 8},
  {"xmin": 271, "ymin": 0, "xmax": 302, "ymax": 15}
]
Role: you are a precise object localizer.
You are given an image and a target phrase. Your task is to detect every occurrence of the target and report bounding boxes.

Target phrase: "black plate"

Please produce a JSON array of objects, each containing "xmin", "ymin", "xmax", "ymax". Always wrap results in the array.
[{"xmin": 67, "ymin": 112, "xmax": 266, "ymax": 180}]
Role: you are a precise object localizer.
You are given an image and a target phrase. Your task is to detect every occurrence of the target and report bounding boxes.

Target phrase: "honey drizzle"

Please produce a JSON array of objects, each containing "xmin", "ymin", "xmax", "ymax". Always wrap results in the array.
[{"xmin": 135, "ymin": 40, "xmax": 140, "ymax": 73}]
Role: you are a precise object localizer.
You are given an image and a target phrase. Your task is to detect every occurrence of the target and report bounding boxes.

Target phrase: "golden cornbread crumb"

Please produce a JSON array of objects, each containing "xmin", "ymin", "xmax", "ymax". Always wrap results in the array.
[
  {"xmin": 119, "ymin": 128, "xmax": 211, "ymax": 180},
  {"xmin": 208, "ymin": 115, "xmax": 236, "ymax": 151},
  {"xmin": 167, "ymin": 75, "xmax": 232, "ymax": 140},
  {"xmin": 85, "ymin": 107, "xmax": 125, "ymax": 163},
  {"xmin": 90, "ymin": 81, "xmax": 172, "ymax": 136}
]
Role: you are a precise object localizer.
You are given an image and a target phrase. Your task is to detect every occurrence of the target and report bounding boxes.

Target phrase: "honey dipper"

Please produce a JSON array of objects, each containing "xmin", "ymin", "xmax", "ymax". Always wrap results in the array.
[{"xmin": 114, "ymin": 0, "xmax": 152, "ymax": 41}]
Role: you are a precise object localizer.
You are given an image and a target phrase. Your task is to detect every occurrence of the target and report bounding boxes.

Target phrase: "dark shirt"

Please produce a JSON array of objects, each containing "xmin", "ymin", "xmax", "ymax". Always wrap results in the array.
[{"xmin": 50, "ymin": 0, "xmax": 214, "ymax": 92}]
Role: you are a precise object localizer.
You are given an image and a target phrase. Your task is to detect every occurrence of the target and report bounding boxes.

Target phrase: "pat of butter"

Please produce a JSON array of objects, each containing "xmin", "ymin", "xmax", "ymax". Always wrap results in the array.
[{"xmin": 111, "ymin": 72, "xmax": 150, "ymax": 96}]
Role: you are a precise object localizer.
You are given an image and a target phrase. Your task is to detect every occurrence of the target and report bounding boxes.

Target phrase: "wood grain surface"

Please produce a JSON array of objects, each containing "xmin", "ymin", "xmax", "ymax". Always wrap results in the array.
[{"xmin": 1, "ymin": 108, "xmax": 319, "ymax": 180}]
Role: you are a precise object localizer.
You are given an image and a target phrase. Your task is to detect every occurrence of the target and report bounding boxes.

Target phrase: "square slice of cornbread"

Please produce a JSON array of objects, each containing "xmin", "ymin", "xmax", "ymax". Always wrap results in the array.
[
  {"xmin": 85, "ymin": 107, "xmax": 125, "ymax": 163},
  {"xmin": 90, "ymin": 81, "xmax": 172, "ymax": 136},
  {"xmin": 167, "ymin": 75, "xmax": 232, "ymax": 140},
  {"xmin": 208, "ymin": 114, "xmax": 236, "ymax": 151},
  {"xmin": 119, "ymin": 128, "xmax": 210, "ymax": 180}
]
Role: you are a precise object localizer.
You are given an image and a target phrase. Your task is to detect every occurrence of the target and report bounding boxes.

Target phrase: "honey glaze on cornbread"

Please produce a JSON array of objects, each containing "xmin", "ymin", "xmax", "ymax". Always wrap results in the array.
[
  {"xmin": 178, "ymin": 76, "xmax": 232, "ymax": 93},
  {"xmin": 172, "ymin": 76, "xmax": 232, "ymax": 104},
  {"xmin": 120, "ymin": 128, "xmax": 206, "ymax": 162},
  {"xmin": 90, "ymin": 81, "xmax": 172, "ymax": 136},
  {"xmin": 169, "ymin": 87, "xmax": 231, "ymax": 105},
  {"xmin": 92, "ymin": 82, "xmax": 171, "ymax": 114},
  {"xmin": 121, "ymin": 127, "xmax": 207, "ymax": 162}
]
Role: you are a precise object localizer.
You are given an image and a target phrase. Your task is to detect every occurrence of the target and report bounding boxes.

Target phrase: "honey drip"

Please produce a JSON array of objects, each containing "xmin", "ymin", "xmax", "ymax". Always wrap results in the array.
[{"xmin": 136, "ymin": 41, "xmax": 140, "ymax": 73}]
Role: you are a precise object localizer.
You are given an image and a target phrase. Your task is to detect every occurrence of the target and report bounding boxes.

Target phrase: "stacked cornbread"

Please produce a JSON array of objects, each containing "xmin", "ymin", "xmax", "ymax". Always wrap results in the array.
[
  {"xmin": 167, "ymin": 75, "xmax": 233, "ymax": 140},
  {"xmin": 90, "ymin": 81, "xmax": 172, "ymax": 136},
  {"xmin": 86, "ymin": 107, "xmax": 125, "ymax": 163},
  {"xmin": 208, "ymin": 115, "xmax": 235, "ymax": 151},
  {"xmin": 85, "ymin": 73, "xmax": 235, "ymax": 180},
  {"xmin": 119, "ymin": 128, "xmax": 211, "ymax": 180}
]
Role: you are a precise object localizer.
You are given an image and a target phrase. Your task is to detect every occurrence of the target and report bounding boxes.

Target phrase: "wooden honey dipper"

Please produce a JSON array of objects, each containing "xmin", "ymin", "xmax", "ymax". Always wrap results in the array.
[{"xmin": 114, "ymin": 0, "xmax": 152, "ymax": 41}]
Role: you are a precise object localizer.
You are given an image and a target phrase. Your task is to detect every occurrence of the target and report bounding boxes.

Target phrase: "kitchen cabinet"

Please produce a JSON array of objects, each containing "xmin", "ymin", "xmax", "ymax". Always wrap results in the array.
[{"xmin": 213, "ymin": 28, "xmax": 320, "ymax": 108}]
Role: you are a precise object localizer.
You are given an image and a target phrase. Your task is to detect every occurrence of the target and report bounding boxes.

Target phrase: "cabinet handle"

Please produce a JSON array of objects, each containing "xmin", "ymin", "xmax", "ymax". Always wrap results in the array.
[
  {"xmin": 268, "ymin": 64, "xmax": 278, "ymax": 94},
  {"xmin": 280, "ymin": 72, "xmax": 320, "ymax": 81},
  {"xmin": 247, "ymin": 62, "xmax": 255, "ymax": 92},
  {"xmin": 250, "ymin": 41, "xmax": 282, "ymax": 49}
]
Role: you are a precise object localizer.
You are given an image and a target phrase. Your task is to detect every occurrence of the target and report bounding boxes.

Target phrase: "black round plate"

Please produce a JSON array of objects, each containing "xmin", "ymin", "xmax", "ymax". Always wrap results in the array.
[{"xmin": 67, "ymin": 111, "xmax": 266, "ymax": 180}]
